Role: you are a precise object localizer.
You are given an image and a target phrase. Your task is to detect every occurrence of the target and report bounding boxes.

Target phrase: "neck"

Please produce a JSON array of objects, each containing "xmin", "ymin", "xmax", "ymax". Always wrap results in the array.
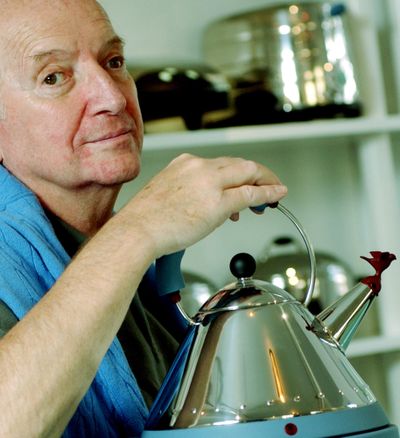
[{"xmin": 36, "ymin": 183, "xmax": 121, "ymax": 236}]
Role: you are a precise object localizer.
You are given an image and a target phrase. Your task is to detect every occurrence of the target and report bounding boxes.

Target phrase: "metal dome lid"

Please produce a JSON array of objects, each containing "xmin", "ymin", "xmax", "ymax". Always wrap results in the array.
[{"xmin": 194, "ymin": 252, "xmax": 297, "ymax": 321}]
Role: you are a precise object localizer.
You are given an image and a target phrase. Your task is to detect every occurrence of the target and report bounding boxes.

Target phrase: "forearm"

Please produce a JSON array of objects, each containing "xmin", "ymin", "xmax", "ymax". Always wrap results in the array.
[
  {"xmin": 0, "ymin": 154, "xmax": 288, "ymax": 437},
  {"xmin": 0, "ymin": 209, "xmax": 155, "ymax": 437}
]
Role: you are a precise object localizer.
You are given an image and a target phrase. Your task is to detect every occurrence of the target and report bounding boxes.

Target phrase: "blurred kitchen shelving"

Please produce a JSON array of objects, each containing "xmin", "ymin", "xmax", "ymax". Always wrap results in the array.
[
  {"xmin": 102, "ymin": 0, "xmax": 400, "ymax": 424},
  {"xmin": 142, "ymin": 114, "xmax": 400, "ymax": 364},
  {"xmin": 141, "ymin": 118, "xmax": 400, "ymax": 416}
]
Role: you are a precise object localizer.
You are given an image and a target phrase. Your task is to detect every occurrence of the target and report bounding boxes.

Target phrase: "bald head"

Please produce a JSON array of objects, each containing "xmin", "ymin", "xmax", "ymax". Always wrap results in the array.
[
  {"xmin": 0, "ymin": 0, "xmax": 109, "ymax": 33},
  {"xmin": 0, "ymin": 0, "xmax": 106, "ymax": 12},
  {"xmin": 0, "ymin": 0, "xmax": 111, "ymax": 50}
]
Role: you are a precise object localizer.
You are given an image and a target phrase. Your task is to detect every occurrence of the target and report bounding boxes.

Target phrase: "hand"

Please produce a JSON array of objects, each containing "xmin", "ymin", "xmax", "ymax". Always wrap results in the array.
[{"xmin": 124, "ymin": 154, "xmax": 287, "ymax": 258}]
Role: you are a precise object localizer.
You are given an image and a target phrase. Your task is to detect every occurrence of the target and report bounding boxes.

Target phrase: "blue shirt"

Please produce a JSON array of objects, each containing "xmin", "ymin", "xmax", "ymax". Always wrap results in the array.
[{"xmin": 0, "ymin": 165, "xmax": 185, "ymax": 437}]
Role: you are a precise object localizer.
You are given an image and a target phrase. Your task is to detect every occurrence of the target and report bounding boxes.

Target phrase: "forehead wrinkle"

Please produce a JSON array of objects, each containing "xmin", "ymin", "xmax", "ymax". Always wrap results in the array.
[
  {"xmin": 28, "ymin": 34, "xmax": 124, "ymax": 68},
  {"xmin": 3, "ymin": 18, "xmax": 117, "ymax": 66},
  {"xmin": 29, "ymin": 49, "xmax": 76, "ymax": 64}
]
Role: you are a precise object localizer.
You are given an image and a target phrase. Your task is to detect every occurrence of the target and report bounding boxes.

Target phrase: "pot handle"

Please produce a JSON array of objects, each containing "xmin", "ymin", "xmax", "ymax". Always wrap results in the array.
[{"xmin": 253, "ymin": 203, "xmax": 316, "ymax": 307}]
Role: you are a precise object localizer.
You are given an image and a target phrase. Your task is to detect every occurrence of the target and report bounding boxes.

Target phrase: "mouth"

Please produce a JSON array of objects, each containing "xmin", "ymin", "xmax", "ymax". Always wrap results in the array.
[{"xmin": 90, "ymin": 128, "xmax": 133, "ymax": 143}]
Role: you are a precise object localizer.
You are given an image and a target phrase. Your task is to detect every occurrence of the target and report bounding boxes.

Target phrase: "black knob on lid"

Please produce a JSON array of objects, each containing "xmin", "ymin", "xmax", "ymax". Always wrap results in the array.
[{"xmin": 230, "ymin": 252, "xmax": 256, "ymax": 279}]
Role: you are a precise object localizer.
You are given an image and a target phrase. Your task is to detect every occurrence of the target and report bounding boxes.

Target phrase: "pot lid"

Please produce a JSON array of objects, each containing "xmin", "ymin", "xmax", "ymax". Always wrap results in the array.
[{"xmin": 194, "ymin": 252, "xmax": 296, "ymax": 319}]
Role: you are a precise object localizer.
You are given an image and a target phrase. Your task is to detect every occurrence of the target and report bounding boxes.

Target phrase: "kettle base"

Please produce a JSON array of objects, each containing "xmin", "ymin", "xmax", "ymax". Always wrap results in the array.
[{"xmin": 142, "ymin": 403, "xmax": 399, "ymax": 438}]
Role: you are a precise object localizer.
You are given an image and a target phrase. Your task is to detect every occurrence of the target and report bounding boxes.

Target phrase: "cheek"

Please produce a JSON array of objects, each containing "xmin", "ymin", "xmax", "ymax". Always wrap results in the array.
[
  {"xmin": 79, "ymin": 147, "xmax": 93, "ymax": 159},
  {"xmin": 29, "ymin": 103, "xmax": 83, "ymax": 161},
  {"xmin": 126, "ymin": 82, "xmax": 144, "ymax": 137}
]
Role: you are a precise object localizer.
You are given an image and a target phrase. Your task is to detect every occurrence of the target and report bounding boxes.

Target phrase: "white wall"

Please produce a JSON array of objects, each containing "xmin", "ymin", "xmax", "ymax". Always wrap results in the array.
[{"xmin": 98, "ymin": 0, "xmax": 275, "ymax": 64}]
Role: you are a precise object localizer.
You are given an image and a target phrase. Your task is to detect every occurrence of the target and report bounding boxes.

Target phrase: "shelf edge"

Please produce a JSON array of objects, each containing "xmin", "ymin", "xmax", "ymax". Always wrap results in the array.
[
  {"xmin": 143, "ymin": 115, "xmax": 400, "ymax": 151},
  {"xmin": 347, "ymin": 335, "xmax": 400, "ymax": 358}
]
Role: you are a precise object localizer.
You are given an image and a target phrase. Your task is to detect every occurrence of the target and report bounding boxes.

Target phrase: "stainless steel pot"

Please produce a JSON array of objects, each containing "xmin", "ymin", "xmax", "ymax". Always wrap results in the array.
[
  {"xmin": 203, "ymin": 2, "xmax": 361, "ymax": 124},
  {"xmin": 256, "ymin": 235, "xmax": 355, "ymax": 314},
  {"xmin": 256, "ymin": 236, "xmax": 380, "ymax": 337},
  {"xmin": 129, "ymin": 63, "xmax": 231, "ymax": 132}
]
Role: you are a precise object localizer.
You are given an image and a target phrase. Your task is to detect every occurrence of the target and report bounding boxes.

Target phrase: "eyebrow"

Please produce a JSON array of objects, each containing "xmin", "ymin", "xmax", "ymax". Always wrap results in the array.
[
  {"xmin": 98, "ymin": 35, "xmax": 125, "ymax": 58},
  {"xmin": 29, "ymin": 49, "xmax": 72, "ymax": 65},
  {"xmin": 105, "ymin": 35, "xmax": 125, "ymax": 49}
]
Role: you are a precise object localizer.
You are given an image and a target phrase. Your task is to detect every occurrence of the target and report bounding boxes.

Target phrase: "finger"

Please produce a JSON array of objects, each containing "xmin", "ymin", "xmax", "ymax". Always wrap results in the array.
[
  {"xmin": 223, "ymin": 184, "xmax": 288, "ymax": 215},
  {"xmin": 209, "ymin": 157, "xmax": 283, "ymax": 188}
]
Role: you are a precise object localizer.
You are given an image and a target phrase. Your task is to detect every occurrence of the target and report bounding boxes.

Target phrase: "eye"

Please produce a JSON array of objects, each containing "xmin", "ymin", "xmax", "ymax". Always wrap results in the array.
[
  {"xmin": 43, "ymin": 72, "xmax": 66, "ymax": 86},
  {"xmin": 107, "ymin": 56, "xmax": 125, "ymax": 70}
]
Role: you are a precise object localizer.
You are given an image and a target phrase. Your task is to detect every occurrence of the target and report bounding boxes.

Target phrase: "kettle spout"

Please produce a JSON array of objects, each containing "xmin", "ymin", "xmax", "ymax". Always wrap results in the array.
[{"xmin": 314, "ymin": 251, "xmax": 396, "ymax": 351}]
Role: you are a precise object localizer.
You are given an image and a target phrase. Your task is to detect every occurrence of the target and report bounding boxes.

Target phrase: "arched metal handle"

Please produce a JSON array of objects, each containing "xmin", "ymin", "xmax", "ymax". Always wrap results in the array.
[
  {"xmin": 252, "ymin": 203, "xmax": 316, "ymax": 307},
  {"xmin": 275, "ymin": 204, "xmax": 316, "ymax": 307}
]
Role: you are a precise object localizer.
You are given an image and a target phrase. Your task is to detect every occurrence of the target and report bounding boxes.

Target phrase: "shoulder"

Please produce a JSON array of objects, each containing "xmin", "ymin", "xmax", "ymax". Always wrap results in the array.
[
  {"xmin": 0, "ymin": 167, "xmax": 67, "ymax": 267},
  {"xmin": 0, "ymin": 187, "xmax": 69, "ymax": 295},
  {"xmin": 0, "ymin": 206, "xmax": 65, "ymax": 319}
]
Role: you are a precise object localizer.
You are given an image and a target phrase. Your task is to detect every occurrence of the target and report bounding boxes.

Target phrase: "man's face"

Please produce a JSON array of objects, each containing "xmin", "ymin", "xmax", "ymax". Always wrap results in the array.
[{"xmin": 0, "ymin": 0, "xmax": 143, "ymax": 194}]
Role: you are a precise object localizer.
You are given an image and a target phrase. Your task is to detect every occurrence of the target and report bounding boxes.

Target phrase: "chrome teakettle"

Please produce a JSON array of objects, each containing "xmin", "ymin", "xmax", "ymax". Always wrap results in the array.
[{"xmin": 144, "ymin": 204, "xmax": 396, "ymax": 434}]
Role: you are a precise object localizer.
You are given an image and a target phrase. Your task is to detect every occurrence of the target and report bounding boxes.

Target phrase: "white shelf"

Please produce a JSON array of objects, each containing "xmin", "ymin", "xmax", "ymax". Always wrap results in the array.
[
  {"xmin": 143, "ymin": 114, "xmax": 400, "ymax": 152},
  {"xmin": 347, "ymin": 336, "xmax": 400, "ymax": 358}
]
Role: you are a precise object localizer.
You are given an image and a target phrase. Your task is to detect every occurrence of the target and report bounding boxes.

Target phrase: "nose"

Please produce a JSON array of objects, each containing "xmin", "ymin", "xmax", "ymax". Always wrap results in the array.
[{"xmin": 85, "ymin": 62, "xmax": 127, "ymax": 116}]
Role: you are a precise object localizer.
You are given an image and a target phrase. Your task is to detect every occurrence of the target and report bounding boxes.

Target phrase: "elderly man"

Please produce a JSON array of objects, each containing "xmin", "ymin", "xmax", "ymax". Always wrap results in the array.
[{"xmin": 0, "ymin": 0, "xmax": 287, "ymax": 436}]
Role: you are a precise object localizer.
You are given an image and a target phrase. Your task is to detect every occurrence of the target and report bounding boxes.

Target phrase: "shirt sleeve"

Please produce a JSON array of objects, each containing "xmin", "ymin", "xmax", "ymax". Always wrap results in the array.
[
  {"xmin": 155, "ymin": 250, "xmax": 185, "ymax": 296},
  {"xmin": 0, "ymin": 300, "xmax": 18, "ymax": 338}
]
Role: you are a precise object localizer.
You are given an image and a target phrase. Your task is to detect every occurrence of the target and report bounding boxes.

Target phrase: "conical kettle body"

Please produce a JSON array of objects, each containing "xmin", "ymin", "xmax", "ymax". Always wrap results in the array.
[{"xmin": 146, "ymin": 275, "xmax": 376, "ymax": 430}]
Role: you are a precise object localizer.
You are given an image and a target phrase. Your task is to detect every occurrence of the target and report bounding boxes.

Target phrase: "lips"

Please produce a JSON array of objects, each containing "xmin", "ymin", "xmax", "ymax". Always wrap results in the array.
[
  {"xmin": 75, "ymin": 116, "xmax": 142, "ymax": 152},
  {"xmin": 90, "ymin": 127, "xmax": 133, "ymax": 143}
]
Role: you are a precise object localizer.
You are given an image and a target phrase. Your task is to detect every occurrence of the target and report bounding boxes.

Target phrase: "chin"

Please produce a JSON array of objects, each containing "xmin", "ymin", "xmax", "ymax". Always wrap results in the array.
[{"xmin": 85, "ymin": 155, "xmax": 141, "ymax": 186}]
